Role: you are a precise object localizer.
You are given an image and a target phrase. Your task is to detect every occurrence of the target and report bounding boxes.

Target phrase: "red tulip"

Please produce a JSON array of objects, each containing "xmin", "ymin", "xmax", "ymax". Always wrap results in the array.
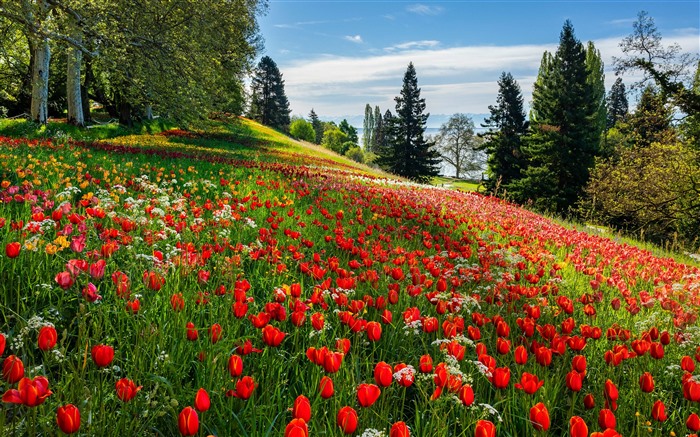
[
  {"xmin": 565, "ymin": 370, "xmax": 583, "ymax": 392},
  {"xmin": 639, "ymin": 372, "xmax": 654, "ymax": 392},
  {"xmin": 0, "ymin": 333, "xmax": 4, "ymax": 356},
  {"xmin": 336, "ymin": 338, "xmax": 351, "ymax": 354},
  {"xmin": 262, "ymin": 324, "xmax": 285, "ymax": 347},
  {"xmin": 319, "ymin": 376, "xmax": 334, "ymax": 398},
  {"xmin": 366, "ymin": 321, "xmax": 382, "ymax": 342},
  {"xmin": 337, "ymin": 406, "xmax": 358, "ymax": 434},
  {"xmin": 311, "ymin": 313, "xmax": 325, "ymax": 330},
  {"xmin": 171, "ymin": 293, "xmax": 185, "ymax": 311},
  {"xmin": 2, "ymin": 376, "xmax": 52, "ymax": 406},
  {"xmin": 178, "ymin": 406, "xmax": 199, "ymax": 436},
  {"xmin": 583, "ymin": 393, "xmax": 595, "ymax": 410},
  {"xmin": 186, "ymin": 322, "xmax": 198, "ymax": 341},
  {"xmin": 681, "ymin": 355, "xmax": 696, "ymax": 373},
  {"xmin": 115, "ymin": 378, "xmax": 141, "ymax": 402},
  {"xmin": 534, "ymin": 346, "xmax": 552, "ymax": 367},
  {"xmin": 292, "ymin": 394, "xmax": 311, "ymax": 422},
  {"xmin": 55, "ymin": 271, "xmax": 74, "ymax": 289},
  {"xmin": 194, "ymin": 388, "xmax": 210, "ymax": 412},
  {"xmin": 687, "ymin": 413, "xmax": 700, "ymax": 432},
  {"xmin": 143, "ymin": 270, "xmax": 164, "ymax": 291},
  {"xmin": 603, "ymin": 379, "xmax": 618, "ymax": 411},
  {"xmin": 490, "ymin": 367, "xmax": 510, "ymax": 389},
  {"xmin": 514, "ymin": 345, "xmax": 528, "ymax": 365},
  {"xmin": 474, "ymin": 419, "xmax": 496, "ymax": 437},
  {"xmin": 569, "ymin": 416, "xmax": 588, "ymax": 437},
  {"xmin": 459, "ymin": 384, "xmax": 474, "ymax": 406},
  {"xmin": 530, "ymin": 402, "xmax": 550, "ymax": 431},
  {"xmin": 419, "ymin": 354, "xmax": 433, "ymax": 373},
  {"xmin": 571, "ymin": 355, "xmax": 587, "ymax": 376},
  {"xmin": 209, "ymin": 323, "xmax": 223, "ymax": 343},
  {"xmin": 374, "ymin": 361, "xmax": 393, "ymax": 387},
  {"xmin": 514, "ymin": 372, "xmax": 544, "ymax": 395},
  {"xmin": 91, "ymin": 344, "xmax": 114, "ymax": 368},
  {"xmin": 285, "ymin": 418, "xmax": 309, "ymax": 437},
  {"xmin": 5, "ymin": 242, "xmax": 20, "ymax": 258},
  {"xmin": 233, "ymin": 376, "xmax": 256, "ymax": 400},
  {"xmin": 651, "ymin": 400, "xmax": 667, "ymax": 422},
  {"xmin": 56, "ymin": 404, "xmax": 80, "ymax": 434},
  {"xmin": 598, "ymin": 409, "xmax": 616, "ymax": 429},
  {"xmin": 228, "ymin": 354, "xmax": 243, "ymax": 377},
  {"xmin": 323, "ymin": 351, "xmax": 343, "ymax": 373},
  {"xmin": 390, "ymin": 421, "xmax": 411, "ymax": 437},
  {"xmin": 2, "ymin": 355, "xmax": 24, "ymax": 383},
  {"xmin": 394, "ymin": 363, "xmax": 414, "ymax": 387},
  {"xmin": 357, "ymin": 383, "xmax": 381, "ymax": 407}
]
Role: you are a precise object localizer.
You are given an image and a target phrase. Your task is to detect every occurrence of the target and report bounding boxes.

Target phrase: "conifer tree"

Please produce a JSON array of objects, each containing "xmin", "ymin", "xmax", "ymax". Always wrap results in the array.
[
  {"xmin": 479, "ymin": 72, "xmax": 528, "ymax": 194},
  {"xmin": 363, "ymin": 104, "xmax": 375, "ymax": 150},
  {"xmin": 249, "ymin": 56, "xmax": 291, "ymax": 130},
  {"xmin": 309, "ymin": 108, "xmax": 323, "ymax": 144},
  {"xmin": 377, "ymin": 63, "xmax": 441, "ymax": 183},
  {"xmin": 606, "ymin": 77, "xmax": 629, "ymax": 128},
  {"xmin": 513, "ymin": 21, "xmax": 602, "ymax": 214},
  {"xmin": 371, "ymin": 106, "xmax": 383, "ymax": 153}
]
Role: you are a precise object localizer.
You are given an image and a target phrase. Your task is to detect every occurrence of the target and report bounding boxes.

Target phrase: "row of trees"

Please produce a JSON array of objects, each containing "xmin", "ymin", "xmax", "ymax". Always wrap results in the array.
[
  {"xmin": 0, "ymin": 0, "xmax": 266, "ymax": 125},
  {"xmin": 480, "ymin": 12, "xmax": 699, "ymax": 247}
]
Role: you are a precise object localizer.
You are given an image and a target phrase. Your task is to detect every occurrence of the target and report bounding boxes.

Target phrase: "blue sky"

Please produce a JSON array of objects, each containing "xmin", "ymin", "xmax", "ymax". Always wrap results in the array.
[{"xmin": 258, "ymin": 1, "xmax": 699, "ymax": 125}]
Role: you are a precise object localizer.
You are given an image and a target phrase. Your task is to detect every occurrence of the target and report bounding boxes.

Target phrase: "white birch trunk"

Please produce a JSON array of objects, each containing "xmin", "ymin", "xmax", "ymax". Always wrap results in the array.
[
  {"xmin": 31, "ymin": 37, "xmax": 50, "ymax": 124},
  {"xmin": 66, "ymin": 31, "xmax": 84, "ymax": 126},
  {"xmin": 144, "ymin": 104, "xmax": 153, "ymax": 120}
]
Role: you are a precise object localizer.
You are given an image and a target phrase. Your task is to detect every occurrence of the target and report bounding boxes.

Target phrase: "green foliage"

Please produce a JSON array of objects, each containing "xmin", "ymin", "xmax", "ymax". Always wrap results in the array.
[
  {"xmin": 435, "ymin": 113, "xmax": 483, "ymax": 179},
  {"xmin": 338, "ymin": 119, "xmax": 358, "ymax": 145},
  {"xmin": 370, "ymin": 105, "xmax": 383, "ymax": 153},
  {"xmin": 624, "ymin": 86, "xmax": 675, "ymax": 148},
  {"xmin": 479, "ymin": 72, "xmax": 528, "ymax": 194},
  {"xmin": 376, "ymin": 63, "xmax": 440, "ymax": 183},
  {"xmin": 362, "ymin": 104, "xmax": 374, "ymax": 150},
  {"xmin": 321, "ymin": 128, "xmax": 349, "ymax": 154},
  {"xmin": 249, "ymin": 56, "xmax": 291, "ymax": 131},
  {"xmin": 345, "ymin": 146, "xmax": 364, "ymax": 163},
  {"xmin": 513, "ymin": 21, "xmax": 603, "ymax": 214},
  {"xmin": 289, "ymin": 118, "xmax": 316, "ymax": 142},
  {"xmin": 584, "ymin": 141, "xmax": 700, "ymax": 248}
]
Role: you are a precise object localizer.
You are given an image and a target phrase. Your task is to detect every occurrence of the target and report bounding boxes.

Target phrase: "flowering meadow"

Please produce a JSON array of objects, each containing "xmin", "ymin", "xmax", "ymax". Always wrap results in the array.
[{"xmin": 1, "ymin": 117, "xmax": 699, "ymax": 437}]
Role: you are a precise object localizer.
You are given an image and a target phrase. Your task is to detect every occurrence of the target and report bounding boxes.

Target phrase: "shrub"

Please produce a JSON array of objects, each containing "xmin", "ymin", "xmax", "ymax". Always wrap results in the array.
[{"xmin": 345, "ymin": 146, "xmax": 364, "ymax": 163}]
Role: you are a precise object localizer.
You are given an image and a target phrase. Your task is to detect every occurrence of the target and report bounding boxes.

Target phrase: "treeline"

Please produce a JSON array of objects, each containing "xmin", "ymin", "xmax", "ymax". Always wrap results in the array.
[
  {"xmin": 481, "ymin": 14, "xmax": 700, "ymax": 249},
  {"xmin": 0, "ymin": 0, "xmax": 266, "ymax": 126}
]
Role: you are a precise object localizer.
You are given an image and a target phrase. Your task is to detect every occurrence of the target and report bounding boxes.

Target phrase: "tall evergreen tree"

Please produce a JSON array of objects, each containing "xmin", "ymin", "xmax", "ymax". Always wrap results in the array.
[
  {"xmin": 626, "ymin": 86, "xmax": 675, "ymax": 148},
  {"xmin": 377, "ymin": 63, "xmax": 441, "ymax": 183},
  {"xmin": 309, "ymin": 108, "xmax": 323, "ymax": 144},
  {"xmin": 363, "ymin": 104, "xmax": 375, "ymax": 150},
  {"xmin": 513, "ymin": 21, "xmax": 602, "ymax": 214},
  {"xmin": 339, "ymin": 119, "xmax": 359, "ymax": 145},
  {"xmin": 249, "ymin": 56, "xmax": 291, "ymax": 130},
  {"xmin": 586, "ymin": 41, "xmax": 607, "ymax": 143},
  {"xmin": 371, "ymin": 106, "xmax": 383, "ymax": 153},
  {"xmin": 606, "ymin": 77, "xmax": 629, "ymax": 128},
  {"xmin": 479, "ymin": 72, "xmax": 528, "ymax": 194}
]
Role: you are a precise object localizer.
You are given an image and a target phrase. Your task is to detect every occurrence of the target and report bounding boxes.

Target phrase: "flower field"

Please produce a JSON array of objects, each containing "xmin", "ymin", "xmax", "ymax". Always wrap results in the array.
[{"xmin": 1, "ymin": 117, "xmax": 699, "ymax": 436}]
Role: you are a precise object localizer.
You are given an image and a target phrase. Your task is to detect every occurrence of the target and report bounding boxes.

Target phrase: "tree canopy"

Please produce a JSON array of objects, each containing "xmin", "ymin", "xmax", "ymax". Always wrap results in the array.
[{"xmin": 249, "ymin": 56, "xmax": 291, "ymax": 131}]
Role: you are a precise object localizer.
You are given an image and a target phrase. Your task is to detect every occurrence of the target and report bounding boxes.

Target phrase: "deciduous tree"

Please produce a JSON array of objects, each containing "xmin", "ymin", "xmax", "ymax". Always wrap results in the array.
[{"xmin": 435, "ymin": 113, "xmax": 483, "ymax": 179}]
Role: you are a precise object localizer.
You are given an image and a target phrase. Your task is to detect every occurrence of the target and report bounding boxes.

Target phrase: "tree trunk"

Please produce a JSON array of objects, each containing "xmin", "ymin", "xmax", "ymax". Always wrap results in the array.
[
  {"xmin": 118, "ymin": 101, "xmax": 132, "ymax": 127},
  {"xmin": 66, "ymin": 29, "xmax": 84, "ymax": 126},
  {"xmin": 30, "ymin": 37, "xmax": 50, "ymax": 124},
  {"xmin": 144, "ymin": 104, "xmax": 153, "ymax": 120}
]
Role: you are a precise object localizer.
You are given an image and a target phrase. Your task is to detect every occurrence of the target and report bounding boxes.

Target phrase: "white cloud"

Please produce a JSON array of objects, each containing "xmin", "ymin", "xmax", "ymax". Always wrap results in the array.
[
  {"xmin": 385, "ymin": 40, "xmax": 440, "ymax": 52},
  {"xmin": 406, "ymin": 4, "xmax": 444, "ymax": 16},
  {"xmin": 280, "ymin": 30, "xmax": 700, "ymax": 117},
  {"xmin": 344, "ymin": 35, "xmax": 363, "ymax": 44}
]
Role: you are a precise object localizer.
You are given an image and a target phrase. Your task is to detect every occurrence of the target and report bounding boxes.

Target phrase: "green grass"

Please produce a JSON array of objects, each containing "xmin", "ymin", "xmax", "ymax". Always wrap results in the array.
[{"xmin": 432, "ymin": 176, "xmax": 482, "ymax": 192}]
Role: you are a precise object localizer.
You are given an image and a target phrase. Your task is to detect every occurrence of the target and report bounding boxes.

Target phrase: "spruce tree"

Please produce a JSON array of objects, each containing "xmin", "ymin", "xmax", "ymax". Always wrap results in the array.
[
  {"xmin": 586, "ymin": 42, "xmax": 607, "ymax": 143},
  {"xmin": 377, "ymin": 63, "xmax": 441, "ymax": 183},
  {"xmin": 606, "ymin": 77, "xmax": 629, "ymax": 128},
  {"xmin": 626, "ymin": 86, "xmax": 674, "ymax": 148},
  {"xmin": 249, "ymin": 56, "xmax": 291, "ymax": 130},
  {"xmin": 514, "ymin": 21, "xmax": 602, "ymax": 214},
  {"xmin": 309, "ymin": 108, "xmax": 323, "ymax": 144},
  {"xmin": 479, "ymin": 72, "xmax": 528, "ymax": 194}
]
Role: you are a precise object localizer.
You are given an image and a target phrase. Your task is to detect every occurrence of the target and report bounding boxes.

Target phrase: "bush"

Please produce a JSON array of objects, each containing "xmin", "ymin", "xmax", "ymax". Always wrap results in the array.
[
  {"xmin": 289, "ymin": 119, "xmax": 316, "ymax": 142},
  {"xmin": 345, "ymin": 146, "xmax": 364, "ymax": 163},
  {"xmin": 321, "ymin": 128, "xmax": 349, "ymax": 154}
]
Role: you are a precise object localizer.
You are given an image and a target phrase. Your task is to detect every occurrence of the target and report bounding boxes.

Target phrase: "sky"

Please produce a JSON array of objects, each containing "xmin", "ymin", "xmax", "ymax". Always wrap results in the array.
[{"xmin": 258, "ymin": 1, "xmax": 700, "ymax": 126}]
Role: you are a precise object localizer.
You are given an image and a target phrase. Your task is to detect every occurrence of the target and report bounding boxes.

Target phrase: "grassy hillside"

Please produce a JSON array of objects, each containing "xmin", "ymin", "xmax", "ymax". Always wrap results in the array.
[{"xmin": 1, "ymin": 117, "xmax": 699, "ymax": 437}]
